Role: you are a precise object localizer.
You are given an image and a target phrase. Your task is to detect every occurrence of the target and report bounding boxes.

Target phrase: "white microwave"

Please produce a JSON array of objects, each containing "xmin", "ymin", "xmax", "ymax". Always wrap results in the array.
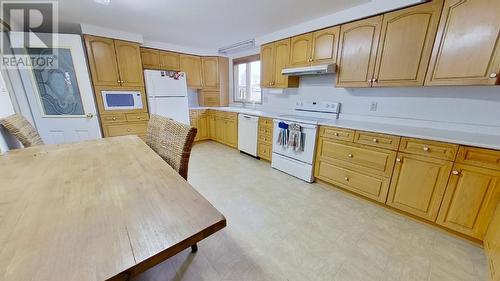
[{"xmin": 101, "ymin": 90, "xmax": 143, "ymax": 111}]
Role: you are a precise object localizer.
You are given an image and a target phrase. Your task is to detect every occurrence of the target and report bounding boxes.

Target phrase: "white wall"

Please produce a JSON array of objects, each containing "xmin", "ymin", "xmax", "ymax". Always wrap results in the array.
[{"xmin": 239, "ymin": 75, "xmax": 500, "ymax": 135}]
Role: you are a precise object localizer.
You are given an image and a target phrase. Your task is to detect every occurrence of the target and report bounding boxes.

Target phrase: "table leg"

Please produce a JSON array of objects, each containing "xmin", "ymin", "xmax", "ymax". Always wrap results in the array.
[{"xmin": 191, "ymin": 244, "xmax": 198, "ymax": 253}]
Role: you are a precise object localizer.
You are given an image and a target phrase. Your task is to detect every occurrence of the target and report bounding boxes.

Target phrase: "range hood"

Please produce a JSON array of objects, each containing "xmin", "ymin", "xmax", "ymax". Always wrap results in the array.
[{"xmin": 282, "ymin": 64, "xmax": 336, "ymax": 76}]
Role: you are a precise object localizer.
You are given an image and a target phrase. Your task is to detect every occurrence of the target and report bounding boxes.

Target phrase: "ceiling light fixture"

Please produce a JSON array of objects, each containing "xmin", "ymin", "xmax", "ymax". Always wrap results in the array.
[
  {"xmin": 218, "ymin": 39, "xmax": 255, "ymax": 55},
  {"xmin": 94, "ymin": 0, "xmax": 111, "ymax": 5}
]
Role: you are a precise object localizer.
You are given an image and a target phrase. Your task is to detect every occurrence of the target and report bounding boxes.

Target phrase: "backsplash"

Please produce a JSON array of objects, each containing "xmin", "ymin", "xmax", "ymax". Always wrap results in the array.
[{"xmin": 252, "ymin": 75, "xmax": 500, "ymax": 131}]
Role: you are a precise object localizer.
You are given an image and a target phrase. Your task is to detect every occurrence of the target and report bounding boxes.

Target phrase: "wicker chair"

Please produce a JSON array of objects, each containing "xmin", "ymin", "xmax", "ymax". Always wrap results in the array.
[
  {"xmin": 146, "ymin": 114, "xmax": 197, "ymax": 180},
  {"xmin": 0, "ymin": 114, "xmax": 44, "ymax": 148}
]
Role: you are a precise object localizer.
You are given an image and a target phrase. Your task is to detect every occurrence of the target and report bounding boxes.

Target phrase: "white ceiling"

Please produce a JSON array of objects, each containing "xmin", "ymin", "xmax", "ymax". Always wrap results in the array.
[{"xmin": 59, "ymin": 0, "xmax": 369, "ymax": 50}]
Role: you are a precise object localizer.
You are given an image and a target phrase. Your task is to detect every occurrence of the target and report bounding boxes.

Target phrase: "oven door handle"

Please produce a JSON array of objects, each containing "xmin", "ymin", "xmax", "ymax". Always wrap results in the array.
[{"xmin": 273, "ymin": 120, "xmax": 317, "ymax": 129}]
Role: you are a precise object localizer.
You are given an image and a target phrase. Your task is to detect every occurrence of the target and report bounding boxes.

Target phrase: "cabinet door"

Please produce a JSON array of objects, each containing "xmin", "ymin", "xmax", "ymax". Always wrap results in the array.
[
  {"xmin": 260, "ymin": 43, "xmax": 275, "ymax": 88},
  {"xmin": 215, "ymin": 117, "xmax": 225, "ymax": 143},
  {"xmin": 311, "ymin": 26, "xmax": 340, "ymax": 65},
  {"xmin": 290, "ymin": 33, "xmax": 313, "ymax": 67},
  {"xmin": 190, "ymin": 116, "xmax": 199, "ymax": 141},
  {"xmin": 180, "ymin": 55, "xmax": 203, "ymax": 89},
  {"xmin": 425, "ymin": 0, "xmax": 500, "ymax": 86},
  {"xmin": 373, "ymin": 1, "xmax": 443, "ymax": 87},
  {"xmin": 202, "ymin": 57, "xmax": 219, "ymax": 89},
  {"xmin": 208, "ymin": 114, "xmax": 216, "ymax": 139},
  {"xmin": 140, "ymin": 48, "xmax": 160, "ymax": 69},
  {"xmin": 437, "ymin": 164, "xmax": 500, "ymax": 239},
  {"xmin": 486, "ymin": 205, "xmax": 500, "ymax": 279},
  {"xmin": 273, "ymin": 38, "xmax": 292, "ymax": 88},
  {"xmin": 198, "ymin": 114, "xmax": 209, "ymax": 140},
  {"xmin": 336, "ymin": 16, "xmax": 383, "ymax": 88},
  {"xmin": 387, "ymin": 153, "xmax": 453, "ymax": 221},
  {"xmin": 114, "ymin": 40, "xmax": 144, "ymax": 87},
  {"xmin": 225, "ymin": 119, "xmax": 238, "ymax": 148},
  {"xmin": 160, "ymin": 51, "xmax": 180, "ymax": 71},
  {"xmin": 84, "ymin": 35, "xmax": 120, "ymax": 86}
]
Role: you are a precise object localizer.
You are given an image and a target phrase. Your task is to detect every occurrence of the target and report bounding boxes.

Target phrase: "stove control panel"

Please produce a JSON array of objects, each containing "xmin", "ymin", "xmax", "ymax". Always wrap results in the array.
[{"xmin": 295, "ymin": 101, "xmax": 341, "ymax": 114}]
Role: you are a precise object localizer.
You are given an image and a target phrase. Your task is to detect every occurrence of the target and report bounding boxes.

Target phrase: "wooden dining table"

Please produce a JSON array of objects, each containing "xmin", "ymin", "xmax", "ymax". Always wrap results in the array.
[{"xmin": 0, "ymin": 135, "xmax": 226, "ymax": 281}]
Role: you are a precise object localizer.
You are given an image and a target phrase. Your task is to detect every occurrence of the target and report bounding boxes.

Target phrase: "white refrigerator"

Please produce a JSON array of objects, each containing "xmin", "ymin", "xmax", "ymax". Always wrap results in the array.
[{"xmin": 144, "ymin": 70, "xmax": 190, "ymax": 125}]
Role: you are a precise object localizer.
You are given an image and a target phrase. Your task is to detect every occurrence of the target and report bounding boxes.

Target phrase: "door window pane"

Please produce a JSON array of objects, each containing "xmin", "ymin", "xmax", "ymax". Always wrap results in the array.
[{"xmin": 29, "ymin": 48, "xmax": 84, "ymax": 116}]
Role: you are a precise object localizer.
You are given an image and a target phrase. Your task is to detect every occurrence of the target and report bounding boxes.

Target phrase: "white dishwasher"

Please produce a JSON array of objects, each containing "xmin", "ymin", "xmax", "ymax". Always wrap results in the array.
[{"xmin": 238, "ymin": 114, "xmax": 259, "ymax": 157}]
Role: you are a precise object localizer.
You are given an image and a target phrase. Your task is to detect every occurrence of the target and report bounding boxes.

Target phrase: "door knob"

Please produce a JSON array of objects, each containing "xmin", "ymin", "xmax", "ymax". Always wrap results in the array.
[{"xmin": 86, "ymin": 113, "xmax": 94, "ymax": 118}]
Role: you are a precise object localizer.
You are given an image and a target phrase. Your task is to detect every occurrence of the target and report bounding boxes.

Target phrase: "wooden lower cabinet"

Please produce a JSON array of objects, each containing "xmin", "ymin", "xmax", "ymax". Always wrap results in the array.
[
  {"xmin": 101, "ymin": 121, "xmax": 148, "ymax": 141},
  {"xmin": 189, "ymin": 109, "xmax": 209, "ymax": 141},
  {"xmin": 436, "ymin": 164, "xmax": 500, "ymax": 239},
  {"xmin": 209, "ymin": 111, "xmax": 238, "ymax": 148},
  {"xmin": 316, "ymin": 159, "xmax": 390, "ymax": 203},
  {"xmin": 386, "ymin": 153, "xmax": 453, "ymax": 222},
  {"xmin": 208, "ymin": 111, "xmax": 216, "ymax": 139},
  {"xmin": 486, "ymin": 203, "xmax": 500, "ymax": 281},
  {"xmin": 258, "ymin": 117, "xmax": 273, "ymax": 161}
]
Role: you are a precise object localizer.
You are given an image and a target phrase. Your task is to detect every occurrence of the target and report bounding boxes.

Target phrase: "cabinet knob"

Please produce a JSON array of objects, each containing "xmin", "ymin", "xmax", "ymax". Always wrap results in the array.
[
  {"xmin": 373, "ymin": 78, "xmax": 378, "ymax": 83},
  {"xmin": 127, "ymin": 128, "xmax": 131, "ymax": 132},
  {"xmin": 137, "ymin": 116, "xmax": 141, "ymax": 119},
  {"xmin": 334, "ymin": 132, "xmax": 339, "ymax": 136},
  {"xmin": 112, "ymin": 117, "xmax": 117, "ymax": 120},
  {"xmin": 348, "ymin": 154, "xmax": 353, "ymax": 158},
  {"xmin": 423, "ymin": 146, "xmax": 430, "ymax": 152},
  {"xmin": 452, "ymin": 170, "xmax": 460, "ymax": 175},
  {"xmin": 396, "ymin": 158, "xmax": 401, "ymax": 162},
  {"xmin": 344, "ymin": 177, "xmax": 349, "ymax": 181},
  {"xmin": 372, "ymin": 138, "xmax": 378, "ymax": 143},
  {"xmin": 490, "ymin": 73, "xmax": 498, "ymax": 78}
]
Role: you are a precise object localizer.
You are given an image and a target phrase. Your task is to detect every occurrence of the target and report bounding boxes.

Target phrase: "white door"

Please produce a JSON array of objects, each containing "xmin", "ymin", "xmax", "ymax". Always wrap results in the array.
[{"xmin": 17, "ymin": 33, "xmax": 101, "ymax": 144}]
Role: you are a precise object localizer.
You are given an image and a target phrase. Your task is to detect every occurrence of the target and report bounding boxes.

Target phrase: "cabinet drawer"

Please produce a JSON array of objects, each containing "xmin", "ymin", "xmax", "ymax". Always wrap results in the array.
[
  {"xmin": 259, "ymin": 117, "xmax": 273, "ymax": 126},
  {"xmin": 259, "ymin": 143, "xmax": 272, "ymax": 161},
  {"xmin": 101, "ymin": 113, "xmax": 126, "ymax": 123},
  {"xmin": 456, "ymin": 146, "xmax": 500, "ymax": 171},
  {"xmin": 202, "ymin": 92, "xmax": 220, "ymax": 107},
  {"xmin": 320, "ymin": 126, "xmax": 355, "ymax": 142},
  {"xmin": 258, "ymin": 134, "xmax": 273, "ymax": 144},
  {"xmin": 315, "ymin": 160, "xmax": 390, "ymax": 203},
  {"xmin": 104, "ymin": 122, "xmax": 148, "ymax": 137},
  {"xmin": 317, "ymin": 138, "xmax": 396, "ymax": 177},
  {"xmin": 215, "ymin": 111, "xmax": 237, "ymax": 120},
  {"xmin": 354, "ymin": 131, "xmax": 400, "ymax": 150},
  {"xmin": 259, "ymin": 126, "xmax": 273, "ymax": 136},
  {"xmin": 399, "ymin": 137, "xmax": 458, "ymax": 161},
  {"xmin": 126, "ymin": 113, "xmax": 149, "ymax": 122}
]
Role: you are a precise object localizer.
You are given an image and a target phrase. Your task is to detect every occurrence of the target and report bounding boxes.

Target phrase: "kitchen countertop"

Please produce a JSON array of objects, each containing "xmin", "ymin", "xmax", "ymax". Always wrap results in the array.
[{"xmin": 190, "ymin": 107, "xmax": 500, "ymax": 150}]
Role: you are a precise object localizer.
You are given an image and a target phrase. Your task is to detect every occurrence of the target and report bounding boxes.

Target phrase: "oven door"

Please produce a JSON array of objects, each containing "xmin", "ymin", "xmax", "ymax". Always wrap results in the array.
[
  {"xmin": 272, "ymin": 119, "xmax": 318, "ymax": 164},
  {"xmin": 102, "ymin": 91, "xmax": 143, "ymax": 111}
]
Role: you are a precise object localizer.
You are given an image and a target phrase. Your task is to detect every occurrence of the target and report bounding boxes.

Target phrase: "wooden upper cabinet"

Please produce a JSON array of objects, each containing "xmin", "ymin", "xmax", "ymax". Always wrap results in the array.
[
  {"xmin": 437, "ymin": 164, "xmax": 500, "ymax": 239},
  {"xmin": 84, "ymin": 35, "xmax": 120, "ymax": 87},
  {"xmin": 273, "ymin": 39, "xmax": 298, "ymax": 88},
  {"xmin": 140, "ymin": 48, "xmax": 160, "ymax": 69},
  {"xmin": 290, "ymin": 33, "xmax": 313, "ymax": 67},
  {"xmin": 386, "ymin": 153, "xmax": 453, "ymax": 222},
  {"xmin": 160, "ymin": 51, "xmax": 180, "ymax": 71},
  {"xmin": 260, "ymin": 43, "xmax": 275, "ymax": 87},
  {"xmin": 180, "ymin": 54, "xmax": 203, "ymax": 89},
  {"xmin": 372, "ymin": 0, "xmax": 443, "ymax": 87},
  {"xmin": 114, "ymin": 40, "xmax": 144, "ymax": 87},
  {"xmin": 311, "ymin": 26, "xmax": 340, "ymax": 65},
  {"xmin": 336, "ymin": 16, "xmax": 383, "ymax": 88},
  {"xmin": 425, "ymin": 0, "xmax": 500, "ymax": 86},
  {"xmin": 202, "ymin": 57, "xmax": 219, "ymax": 89}
]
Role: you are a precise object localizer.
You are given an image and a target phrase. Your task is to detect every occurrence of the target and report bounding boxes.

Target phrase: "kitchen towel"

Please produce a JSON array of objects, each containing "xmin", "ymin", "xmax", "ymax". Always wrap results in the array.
[
  {"xmin": 288, "ymin": 123, "xmax": 303, "ymax": 151},
  {"xmin": 277, "ymin": 122, "xmax": 289, "ymax": 146}
]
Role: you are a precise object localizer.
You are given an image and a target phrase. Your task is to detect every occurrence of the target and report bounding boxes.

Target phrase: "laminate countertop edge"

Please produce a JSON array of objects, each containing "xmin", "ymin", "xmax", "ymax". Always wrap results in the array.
[{"xmin": 189, "ymin": 107, "xmax": 500, "ymax": 150}]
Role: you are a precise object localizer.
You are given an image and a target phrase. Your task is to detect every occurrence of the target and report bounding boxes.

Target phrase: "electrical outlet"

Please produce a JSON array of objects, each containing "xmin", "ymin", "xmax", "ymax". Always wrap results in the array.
[{"xmin": 370, "ymin": 102, "xmax": 378, "ymax": 112}]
